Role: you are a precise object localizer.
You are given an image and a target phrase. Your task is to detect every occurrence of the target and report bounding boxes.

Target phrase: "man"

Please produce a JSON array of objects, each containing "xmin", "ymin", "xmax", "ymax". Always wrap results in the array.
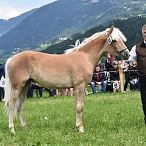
[
  {"xmin": 0, "ymin": 75, "xmax": 5, "ymax": 101},
  {"xmin": 129, "ymin": 24, "xmax": 146, "ymax": 124}
]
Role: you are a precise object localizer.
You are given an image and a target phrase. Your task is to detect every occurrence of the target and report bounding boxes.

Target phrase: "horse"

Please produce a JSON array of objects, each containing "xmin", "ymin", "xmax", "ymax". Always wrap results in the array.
[{"xmin": 4, "ymin": 26, "xmax": 129, "ymax": 134}]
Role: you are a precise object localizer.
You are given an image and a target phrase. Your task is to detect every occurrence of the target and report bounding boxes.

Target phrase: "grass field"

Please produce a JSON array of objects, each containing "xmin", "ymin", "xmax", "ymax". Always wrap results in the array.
[{"xmin": 0, "ymin": 91, "xmax": 146, "ymax": 146}]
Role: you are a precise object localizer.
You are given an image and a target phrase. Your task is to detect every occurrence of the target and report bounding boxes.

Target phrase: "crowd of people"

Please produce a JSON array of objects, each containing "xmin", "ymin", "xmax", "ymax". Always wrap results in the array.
[{"xmin": 89, "ymin": 53, "xmax": 139, "ymax": 94}]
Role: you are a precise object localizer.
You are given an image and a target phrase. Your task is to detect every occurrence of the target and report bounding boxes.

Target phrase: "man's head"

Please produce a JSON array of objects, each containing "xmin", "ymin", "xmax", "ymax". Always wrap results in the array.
[
  {"xmin": 132, "ymin": 60, "xmax": 137, "ymax": 68},
  {"xmin": 95, "ymin": 66, "xmax": 100, "ymax": 72},
  {"xmin": 142, "ymin": 24, "xmax": 146, "ymax": 41},
  {"xmin": 112, "ymin": 61, "xmax": 118, "ymax": 69}
]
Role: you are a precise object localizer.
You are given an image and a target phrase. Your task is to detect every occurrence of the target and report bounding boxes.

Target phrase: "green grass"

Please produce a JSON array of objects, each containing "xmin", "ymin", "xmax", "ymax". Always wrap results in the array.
[{"xmin": 0, "ymin": 91, "xmax": 146, "ymax": 146}]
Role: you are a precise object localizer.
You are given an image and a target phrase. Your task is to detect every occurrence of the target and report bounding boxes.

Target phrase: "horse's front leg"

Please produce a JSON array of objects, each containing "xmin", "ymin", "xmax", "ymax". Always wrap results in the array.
[{"xmin": 75, "ymin": 84, "xmax": 85, "ymax": 133}]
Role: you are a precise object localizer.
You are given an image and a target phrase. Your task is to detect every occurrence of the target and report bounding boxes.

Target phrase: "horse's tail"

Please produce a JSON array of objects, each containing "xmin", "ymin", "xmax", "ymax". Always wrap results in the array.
[{"xmin": 3, "ymin": 58, "xmax": 12, "ymax": 113}]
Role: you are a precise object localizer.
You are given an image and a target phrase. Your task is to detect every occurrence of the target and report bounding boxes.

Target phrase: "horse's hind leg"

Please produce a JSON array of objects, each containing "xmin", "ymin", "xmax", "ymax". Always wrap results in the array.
[
  {"xmin": 8, "ymin": 88, "xmax": 20, "ymax": 134},
  {"xmin": 17, "ymin": 82, "xmax": 30, "ymax": 128}
]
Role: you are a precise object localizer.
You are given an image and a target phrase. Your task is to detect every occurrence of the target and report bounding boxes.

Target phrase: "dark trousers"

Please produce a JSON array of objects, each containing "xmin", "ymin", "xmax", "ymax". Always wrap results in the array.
[
  {"xmin": 139, "ymin": 76, "xmax": 146, "ymax": 117},
  {"xmin": 46, "ymin": 89, "xmax": 56, "ymax": 96},
  {"xmin": 27, "ymin": 85, "xmax": 43, "ymax": 98},
  {"xmin": 124, "ymin": 72, "xmax": 129, "ymax": 91},
  {"xmin": 0, "ymin": 87, "xmax": 4, "ymax": 101}
]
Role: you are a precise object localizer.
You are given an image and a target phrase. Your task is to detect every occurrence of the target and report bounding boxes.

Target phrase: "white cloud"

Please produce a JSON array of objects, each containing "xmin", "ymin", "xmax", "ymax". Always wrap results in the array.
[
  {"xmin": 0, "ymin": 6, "xmax": 20, "ymax": 19},
  {"xmin": 90, "ymin": 0, "xmax": 99, "ymax": 3},
  {"xmin": 0, "ymin": 0, "xmax": 57, "ymax": 20}
]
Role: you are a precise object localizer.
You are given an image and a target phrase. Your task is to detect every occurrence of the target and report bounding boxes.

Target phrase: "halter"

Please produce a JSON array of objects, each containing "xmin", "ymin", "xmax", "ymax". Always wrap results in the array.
[
  {"xmin": 107, "ymin": 36, "xmax": 127, "ymax": 55},
  {"xmin": 107, "ymin": 36, "xmax": 113, "ymax": 45},
  {"xmin": 118, "ymin": 48, "xmax": 127, "ymax": 54},
  {"xmin": 107, "ymin": 36, "xmax": 117, "ymax": 45}
]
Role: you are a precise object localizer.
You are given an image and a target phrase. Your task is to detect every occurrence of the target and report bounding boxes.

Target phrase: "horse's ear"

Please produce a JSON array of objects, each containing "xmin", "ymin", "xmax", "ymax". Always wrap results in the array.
[{"xmin": 106, "ymin": 25, "xmax": 115, "ymax": 36}]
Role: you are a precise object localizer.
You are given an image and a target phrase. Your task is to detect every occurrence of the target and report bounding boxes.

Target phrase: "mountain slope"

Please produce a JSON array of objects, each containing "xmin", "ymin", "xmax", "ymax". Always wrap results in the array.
[
  {"xmin": 0, "ymin": 9, "xmax": 37, "ymax": 37},
  {"xmin": 43, "ymin": 16, "xmax": 146, "ymax": 54},
  {"xmin": 0, "ymin": 0, "xmax": 146, "ymax": 56}
]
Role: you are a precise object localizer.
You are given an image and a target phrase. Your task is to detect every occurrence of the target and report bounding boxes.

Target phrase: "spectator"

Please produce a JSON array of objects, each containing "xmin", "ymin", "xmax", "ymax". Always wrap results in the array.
[
  {"xmin": 124, "ymin": 60, "xmax": 130, "ymax": 91},
  {"xmin": 66, "ymin": 88, "xmax": 73, "ymax": 96},
  {"xmin": 100, "ymin": 68, "xmax": 108, "ymax": 93},
  {"xmin": 124, "ymin": 61, "xmax": 139, "ymax": 91},
  {"xmin": 109, "ymin": 61, "xmax": 120, "ymax": 92},
  {"xmin": 47, "ymin": 89, "xmax": 57, "ymax": 97},
  {"xmin": 0, "ymin": 75, "xmax": 5, "ymax": 101},
  {"xmin": 0, "ymin": 64, "xmax": 4, "ymax": 78},
  {"xmin": 27, "ymin": 82, "xmax": 43, "ymax": 98},
  {"xmin": 128, "ymin": 61, "xmax": 139, "ymax": 91},
  {"xmin": 105, "ymin": 53, "xmax": 115, "ymax": 71},
  {"xmin": 90, "ymin": 65, "xmax": 107, "ymax": 93},
  {"xmin": 0, "ymin": 65, "xmax": 5, "ymax": 101}
]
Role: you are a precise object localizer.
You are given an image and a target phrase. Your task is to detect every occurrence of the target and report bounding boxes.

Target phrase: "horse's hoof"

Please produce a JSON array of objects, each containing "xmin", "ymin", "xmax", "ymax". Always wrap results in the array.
[
  {"xmin": 78, "ymin": 127, "xmax": 84, "ymax": 133},
  {"xmin": 21, "ymin": 123, "xmax": 26, "ymax": 128},
  {"xmin": 10, "ymin": 128, "xmax": 16, "ymax": 134},
  {"xmin": 76, "ymin": 125, "xmax": 84, "ymax": 133}
]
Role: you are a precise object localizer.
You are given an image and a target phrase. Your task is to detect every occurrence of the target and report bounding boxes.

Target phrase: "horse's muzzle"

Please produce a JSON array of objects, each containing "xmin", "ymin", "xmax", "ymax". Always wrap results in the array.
[{"xmin": 119, "ymin": 48, "xmax": 129, "ymax": 60}]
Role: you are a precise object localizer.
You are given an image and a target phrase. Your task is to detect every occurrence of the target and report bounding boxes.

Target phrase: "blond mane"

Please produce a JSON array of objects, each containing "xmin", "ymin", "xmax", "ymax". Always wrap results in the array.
[
  {"xmin": 111, "ymin": 28, "xmax": 127, "ymax": 42},
  {"xmin": 65, "ymin": 31, "xmax": 106, "ymax": 54},
  {"xmin": 65, "ymin": 27, "xmax": 127, "ymax": 54}
]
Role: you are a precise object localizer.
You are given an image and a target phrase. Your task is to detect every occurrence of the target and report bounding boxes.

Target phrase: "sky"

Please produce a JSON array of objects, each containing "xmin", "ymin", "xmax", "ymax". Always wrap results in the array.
[{"xmin": 0, "ymin": 0, "xmax": 57, "ymax": 20}]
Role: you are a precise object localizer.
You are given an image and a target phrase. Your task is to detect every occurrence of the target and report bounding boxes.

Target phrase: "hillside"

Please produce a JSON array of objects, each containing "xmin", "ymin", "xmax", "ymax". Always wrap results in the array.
[
  {"xmin": 0, "ymin": 0, "xmax": 146, "ymax": 57},
  {"xmin": 0, "ymin": 9, "xmax": 37, "ymax": 37},
  {"xmin": 43, "ymin": 16, "xmax": 146, "ymax": 54}
]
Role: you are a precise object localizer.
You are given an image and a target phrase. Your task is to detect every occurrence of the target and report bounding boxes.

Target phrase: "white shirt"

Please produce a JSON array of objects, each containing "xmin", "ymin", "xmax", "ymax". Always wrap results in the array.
[
  {"xmin": 129, "ymin": 41, "xmax": 146, "ymax": 61},
  {"xmin": 129, "ymin": 45, "xmax": 137, "ymax": 61},
  {"xmin": 0, "ymin": 76, "xmax": 5, "ymax": 88}
]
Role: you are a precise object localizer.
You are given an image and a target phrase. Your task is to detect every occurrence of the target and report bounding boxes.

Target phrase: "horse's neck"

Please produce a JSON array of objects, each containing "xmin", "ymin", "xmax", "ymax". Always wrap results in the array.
[{"xmin": 79, "ymin": 34, "xmax": 107, "ymax": 67}]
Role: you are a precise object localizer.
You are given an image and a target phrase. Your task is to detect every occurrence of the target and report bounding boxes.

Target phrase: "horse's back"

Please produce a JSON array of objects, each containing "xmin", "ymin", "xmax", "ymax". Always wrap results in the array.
[{"xmin": 6, "ymin": 51, "xmax": 93, "ymax": 88}]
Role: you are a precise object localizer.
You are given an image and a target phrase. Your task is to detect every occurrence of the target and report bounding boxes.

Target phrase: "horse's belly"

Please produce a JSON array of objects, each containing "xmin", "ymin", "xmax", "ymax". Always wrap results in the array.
[{"xmin": 34, "ymin": 75, "xmax": 73, "ymax": 89}]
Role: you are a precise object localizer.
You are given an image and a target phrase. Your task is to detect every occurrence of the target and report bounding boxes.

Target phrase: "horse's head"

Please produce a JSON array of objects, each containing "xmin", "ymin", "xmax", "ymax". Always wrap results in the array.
[{"xmin": 105, "ymin": 26, "xmax": 129, "ymax": 60}]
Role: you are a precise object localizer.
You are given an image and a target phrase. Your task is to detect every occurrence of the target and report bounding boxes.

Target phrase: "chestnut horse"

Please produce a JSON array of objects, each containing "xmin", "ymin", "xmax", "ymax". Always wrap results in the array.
[{"xmin": 4, "ymin": 26, "xmax": 129, "ymax": 134}]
